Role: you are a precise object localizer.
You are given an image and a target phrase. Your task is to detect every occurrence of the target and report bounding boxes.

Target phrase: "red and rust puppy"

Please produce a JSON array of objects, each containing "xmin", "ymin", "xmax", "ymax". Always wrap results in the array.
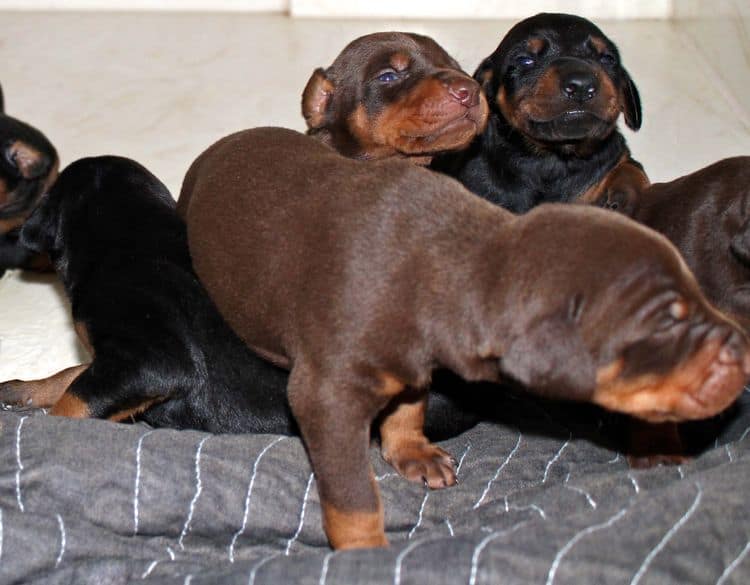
[
  {"xmin": 180, "ymin": 127, "xmax": 750, "ymax": 549},
  {"xmin": 589, "ymin": 156, "xmax": 750, "ymax": 333},
  {"xmin": 302, "ymin": 32, "xmax": 488, "ymax": 163},
  {"xmin": 0, "ymin": 83, "xmax": 59, "ymax": 277},
  {"xmin": 431, "ymin": 13, "xmax": 648, "ymax": 213},
  {"xmin": 0, "ymin": 156, "xmax": 294, "ymax": 433}
]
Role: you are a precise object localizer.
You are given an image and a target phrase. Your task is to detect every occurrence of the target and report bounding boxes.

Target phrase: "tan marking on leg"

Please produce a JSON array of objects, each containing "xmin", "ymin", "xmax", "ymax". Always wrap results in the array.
[
  {"xmin": 322, "ymin": 501, "xmax": 388, "ymax": 550},
  {"xmin": 51, "ymin": 391, "xmax": 91, "ymax": 418},
  {"xmin": 107, "ymin": 397, "xmax": 166, "ymax": 422},
  {"xmin": 379, "ymin": 393, "xmax": 456, "ymax": 489}
]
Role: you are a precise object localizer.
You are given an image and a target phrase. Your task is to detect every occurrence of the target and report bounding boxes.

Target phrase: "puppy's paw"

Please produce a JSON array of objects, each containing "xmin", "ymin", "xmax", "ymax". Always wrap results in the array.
[
  {"xmin": 382, "ymin": 438, "xmax": 457, "ymax": 489},
  {"xmin": 627, "ymin": 453, "xmax": 690, "ymax": 469},
  {"xmin": 0, "ymin": 380, "xmax": 33, "ymax": 407}
]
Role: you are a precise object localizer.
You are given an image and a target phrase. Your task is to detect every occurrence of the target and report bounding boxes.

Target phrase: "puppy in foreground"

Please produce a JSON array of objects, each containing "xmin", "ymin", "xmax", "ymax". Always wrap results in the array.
[
  {"xmin": 179, "ymin": 127, "xmax": 750, "ymax": 549},
  {"xmin": 0, "ymin": 156, "xmax": 293, "ymax": 433},
  {"xmin": 432, "ymin": 13, "xmax": 648, "ymax": 213},
  {"xmin": 0, "ymin": 83, "xmax": 59, "ymax": 277},
  {"xmin": 302, "ymin": 31, "xmax": 488, "ymax": 163}
]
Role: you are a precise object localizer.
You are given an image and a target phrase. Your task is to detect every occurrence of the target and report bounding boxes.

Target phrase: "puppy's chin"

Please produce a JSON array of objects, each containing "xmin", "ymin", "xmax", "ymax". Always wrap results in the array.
[
  {"xmin": 394, "ymin": 108, "xmax": 486, "ymax": 155},
  {"xmin": 524, "ymin": 111, "xmax": 616, "ymax": 143}
]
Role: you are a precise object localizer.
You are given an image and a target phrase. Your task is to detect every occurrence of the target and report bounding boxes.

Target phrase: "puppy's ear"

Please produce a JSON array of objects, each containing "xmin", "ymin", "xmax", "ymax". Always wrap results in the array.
[
  {"xmin": 618, "ymin": 67, "xmax": 642, "ymax": 131},
  {"xmin": 473, "ymin": 57, "xmax": 496, "ymax": 100},
  {"xmin": 500, "ymin": 315, "xmax": 596, "ymax": 402},
  {"xmin": 19, "ymin": 196, "xmax": 55, "ymax": 253},
  {"xmin": 5, "ymin": 141, "xmax": 48, "ymax": 180},
  {"xmin": 0, "ymin": 84, "xmax": 4, "ymax": 113},
  {"xmin": 301, "ymin": 68, "xmax": 335, "ymax": 130}
]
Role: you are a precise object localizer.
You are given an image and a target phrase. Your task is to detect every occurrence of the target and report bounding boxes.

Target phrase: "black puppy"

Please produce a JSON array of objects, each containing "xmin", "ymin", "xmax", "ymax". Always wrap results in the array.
[
  {"xmin": 0, "ymin": 155, "xmax": 293, "ymax": 433},
  {"xmin": 432, "ymin": 13, "xmax": 648, "ymax": 213},
  {"xmin": 0, "ymin": 83, "xmax": 59, "ymax": 276}
]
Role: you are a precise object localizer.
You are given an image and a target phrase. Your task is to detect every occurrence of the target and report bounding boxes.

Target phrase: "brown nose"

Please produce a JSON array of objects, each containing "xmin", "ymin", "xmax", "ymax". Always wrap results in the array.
[{"xmin": 446, "ymin": 78, "xmax": 479, "ymax": 107}]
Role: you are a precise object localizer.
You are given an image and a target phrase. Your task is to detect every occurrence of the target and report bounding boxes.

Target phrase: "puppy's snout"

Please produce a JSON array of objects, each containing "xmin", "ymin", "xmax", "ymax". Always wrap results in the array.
[
  {"xmin": 560, "ymin": 69, "xmax": 598, "ymax": 102},
  {"xmin": 446, "ymin": 78, "xmax": 479, "ymax": 107}
]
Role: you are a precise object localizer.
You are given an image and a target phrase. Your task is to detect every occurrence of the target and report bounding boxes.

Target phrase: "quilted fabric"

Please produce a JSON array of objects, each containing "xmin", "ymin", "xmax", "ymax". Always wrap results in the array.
[{"xmin": 0, "ymin": 388, "xmax": 748, "ymax": 585}]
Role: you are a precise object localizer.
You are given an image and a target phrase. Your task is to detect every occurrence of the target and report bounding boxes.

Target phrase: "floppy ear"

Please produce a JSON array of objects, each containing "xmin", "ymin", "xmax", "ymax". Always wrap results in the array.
[
  {"xmin": 618, "ymin": 66, "xmax": 642, "ymax": 131},
  {"xmin": 5, "ymin": 140, "xmax": 48, "ymax": 180},
  {"xmin": 301, "ymin": 68, "xmax": 335, "ymax": 130},
  {"xmin": 499, "ymin": 315, "xmax": 596, "ymax": 402},
  {"xmin": 19, "ymin": 196, "xmax": 55, "ymax": 253},
  {"xmin": 473, "ymin": 57, "xmax": 496, "ymax": 100}
]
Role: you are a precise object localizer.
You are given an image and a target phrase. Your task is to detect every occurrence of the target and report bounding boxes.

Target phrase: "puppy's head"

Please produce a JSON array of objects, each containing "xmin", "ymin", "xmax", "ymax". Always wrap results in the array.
[
  {"xmin": 498, "ymin": 206, "xmax": 749, "ymax": 423},
  {"xmin": 0, "ymin": 84, "xmax": 59, "ymax": 234},
  {"xmin": 476, "ymin": 13, "xmax": 641, "ymax": 151},
  {"xmin": 21, "ymin": 156, "xmax": 174, "ymax": 277},
  {"xmin": 302, "ymin": 32, "xmax": 488, "ymax": 162}
]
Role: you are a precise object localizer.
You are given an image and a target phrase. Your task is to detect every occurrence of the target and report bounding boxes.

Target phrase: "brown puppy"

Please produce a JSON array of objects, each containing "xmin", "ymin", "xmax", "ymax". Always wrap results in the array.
[
  {"xmin": 302, "ymin": 32, "xmax": 488, "ymax": 163},
  {"xmin": 179, "ymin": 127, "xmax": 750, "ymax": 549},
  {"xmin": 589, "ymin": 156, "xmax": 750, "ymax": 332}
]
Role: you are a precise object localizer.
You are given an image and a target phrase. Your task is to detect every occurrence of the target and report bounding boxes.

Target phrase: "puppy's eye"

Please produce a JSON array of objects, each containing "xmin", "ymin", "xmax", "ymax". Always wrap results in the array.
[
  {"xmin": 375, "ymin": 69, "xmax": 399, "ymax": 83},
  {"xmin": 516, "ymin": 55, "xmax": 536, "ymax": 69},
  {"xmin": 599, "ymin": 53, "xmax": 616, "ymax": 66}
]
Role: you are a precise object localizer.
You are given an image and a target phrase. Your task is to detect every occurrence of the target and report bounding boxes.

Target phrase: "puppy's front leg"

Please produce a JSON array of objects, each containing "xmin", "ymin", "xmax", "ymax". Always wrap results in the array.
[
  {"xmin": 287, "ymin": 362, "xmax": 391, "ymax": 550},
  {"xmin": 379, "ymin": 391, "xmax": 456, "ymax": 488}
]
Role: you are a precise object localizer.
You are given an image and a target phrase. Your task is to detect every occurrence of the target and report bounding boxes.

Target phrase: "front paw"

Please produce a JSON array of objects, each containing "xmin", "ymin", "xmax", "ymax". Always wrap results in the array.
[{"xmin": 382, "ymin": 438, "xmax": 457, "ymax": 489}]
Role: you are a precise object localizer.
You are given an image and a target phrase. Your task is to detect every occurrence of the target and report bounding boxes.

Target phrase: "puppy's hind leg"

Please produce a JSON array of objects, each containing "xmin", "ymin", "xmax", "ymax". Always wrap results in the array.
[
  {"xmin": 0, "ymin": 364, "xmax": 88, "ymax": 409},
  {"xmin": 51, "ymin": 361, "xmax": 172, "ymax": 421}
]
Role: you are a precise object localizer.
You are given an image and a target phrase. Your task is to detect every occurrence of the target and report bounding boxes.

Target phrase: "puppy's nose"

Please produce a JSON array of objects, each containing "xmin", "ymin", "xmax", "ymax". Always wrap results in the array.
[
  {"xmin": 561, "ymin": 71, "xmax": 598, "ymax": 102},
  {"xmin": 447, "ymin": 78, "xmax": 479, "ymax": 107}
]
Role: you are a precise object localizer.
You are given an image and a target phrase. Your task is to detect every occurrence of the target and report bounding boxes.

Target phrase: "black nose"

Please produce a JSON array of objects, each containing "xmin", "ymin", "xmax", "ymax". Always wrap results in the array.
[{"xmin": 561, "ymin": 71, "xmax": 598, "ymax": 102}]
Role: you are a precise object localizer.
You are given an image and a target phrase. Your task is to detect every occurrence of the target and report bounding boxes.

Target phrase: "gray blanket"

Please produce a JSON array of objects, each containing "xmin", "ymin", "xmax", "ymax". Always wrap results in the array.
[{"xmin": 1, "ymin": 389, "xmax": 749, "ymax": 585}]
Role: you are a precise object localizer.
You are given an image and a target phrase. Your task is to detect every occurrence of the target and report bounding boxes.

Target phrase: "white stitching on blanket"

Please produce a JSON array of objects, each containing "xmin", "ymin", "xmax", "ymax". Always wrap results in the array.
[
  {"xmin": 607, "ymin": 452, "xmax": 621, "ymax": 464},
  {"xmin": 133, "ymin": 430, "xmax": 155, "ymax": 536},
  {"xmin": 318, "ymin": 550, "xmax": 337, "ymax": 585},
  {"xmin": 628, "ymin": 473, "xmax": 640, "ymax": 494},
  {"xmin": 15, "ymin": 416, "xmax": 27, "ymax": 512},
  {"xmin": 717, "ymin": 541, "xmax": 750, "ymax": 585},
  {"xmin": 444, "ymin": 519, "xmax": 454, "ymax": 536},
  {"xmin": 473, "ymin": 431, "xmax": 522, "ymax": 509},
  {"xmin": 229, "ymin": 436, "xmax": 286, "ymax": 563},
  {"xmin": 141, "ymin": 560, "xmax": 159, "ymax": 579},
  {"xmin": 285, "ymin": 472, "xmax": 315, "ymax": 556},
  {"xmin": 408, "ymin": 492, "xmax": 430, "ymax": 539},
  {"xmin": 55, "ymin": 513, "xmax": 66, "ymax": 568},
  {"xmin": 509, "ymin": 503, "xmax": 546, "ymax": 520},
  {"xmin": 630, "ymin": 482, "xmax": 703, "ymax": 585},
  {"xmin": 725, "ymin": 445, "xmax": 734, "ymax": 462},
  {"xmin": 393, "ymin": 536, "xmax": 440, "ymax": 585},
  {"xmin": 468, "ymin": 520, "xmax": 531, "ymax": 585},
  {"xmin": 376, "ymin": 473, "xmax": 399, "ymax": 482},
  {"xmin": 543, "ymin": 434, "xmax": 571, "ymax": 483},
  {"xmin": 545, "ymin": 506, "xmax": 629, "ymax": 585},
  {"xmin": 456, "ymin": 442, "xmax": 472, "ymax": 475},
  {"xmin": 248, "ymin": 552, "xmax": 279, "ymax": 585},
  {"xmin": 178, "ymin": 436, "xmax": 210, "ymax": 550},
  {"xmin": 184, "ymin": 575, "xmax": 193, "ymax": 585},
  {"xmin": 564, "ymin": 472, "xmax": 596, "ymax": 509},
  {"xmin": 740, "ymin": 426, "xmax": 750, "ymax": 442}
]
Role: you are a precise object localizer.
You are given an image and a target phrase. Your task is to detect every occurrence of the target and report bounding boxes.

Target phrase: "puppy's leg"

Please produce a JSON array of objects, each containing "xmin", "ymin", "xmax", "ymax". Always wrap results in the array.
[
  {"xmin": 287, "ymin": 362, "xmax": 390, "ymax": 550},
  {"xmin": 379, "ymin": 392, "xmax": 456, "ymax": 488},
  {"xmin": 0, "ymin": 364, "xmax": 88, "ymax": 408},
  {"xmin": 51, "ymin": 361, "xmax": 171, "ymax": 421}
]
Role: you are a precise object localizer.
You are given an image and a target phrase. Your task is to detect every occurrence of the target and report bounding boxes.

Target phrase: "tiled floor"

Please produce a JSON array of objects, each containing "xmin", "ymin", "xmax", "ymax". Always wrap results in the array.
[{"xmin": 1, "ymin": 11, "xmax": 750, "ymax": 380}]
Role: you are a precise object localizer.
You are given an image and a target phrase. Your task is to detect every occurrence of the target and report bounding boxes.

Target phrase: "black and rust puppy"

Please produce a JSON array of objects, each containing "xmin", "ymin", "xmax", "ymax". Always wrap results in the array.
[
  {"xmin": 0, "ymin": 155, "xmax": 292, "ymax": 433},
  {"xmin": 179, "ymin": 127, "xmax": 750, "ymax": 549},
  {"xmin": 302, "ymin": 31, "xmax": 488, "ymax": 163},
  {"xmin": 432, "ymin": 13, "xmax": 648, "ymax": 213},
  {"xmin": 0, "ymin": 83, "xmax": 59, "ymax": 277},
  {"xmin": 591, "ymin": 156, "xmax": 750, "ymax": 332}
]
